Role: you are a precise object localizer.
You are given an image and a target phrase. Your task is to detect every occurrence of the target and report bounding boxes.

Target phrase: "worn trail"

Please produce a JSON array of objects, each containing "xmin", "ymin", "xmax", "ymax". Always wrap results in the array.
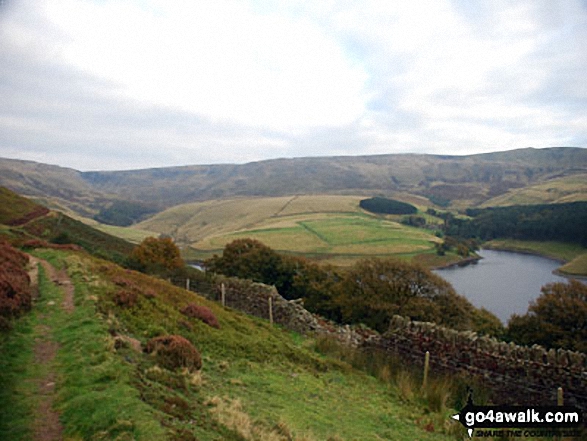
[{"xmin": 27, "ymin": 255, "xmax": 75, "ymax": 441}]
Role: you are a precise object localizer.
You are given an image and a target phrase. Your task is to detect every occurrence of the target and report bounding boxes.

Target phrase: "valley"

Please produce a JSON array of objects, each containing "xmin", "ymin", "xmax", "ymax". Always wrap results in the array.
[{"xmin": 1, "ymin": 148, "xmax": 587, "ymax": 439}]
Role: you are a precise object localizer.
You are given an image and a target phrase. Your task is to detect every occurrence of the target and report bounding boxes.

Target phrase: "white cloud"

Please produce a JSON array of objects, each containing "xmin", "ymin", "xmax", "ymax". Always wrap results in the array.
[
  {"xmin": 42, "ymin": 0, "xmax": 368, "ymax": 130},
  {"xmin": 0, "ymin": 0, "xmax": 585, "ymax": 170}
]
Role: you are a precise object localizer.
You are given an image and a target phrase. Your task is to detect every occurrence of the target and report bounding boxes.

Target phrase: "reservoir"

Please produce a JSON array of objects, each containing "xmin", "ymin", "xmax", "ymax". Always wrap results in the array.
[{"xmin": 434, "ymin": 249, "xmax": 570, "ymax": 323}]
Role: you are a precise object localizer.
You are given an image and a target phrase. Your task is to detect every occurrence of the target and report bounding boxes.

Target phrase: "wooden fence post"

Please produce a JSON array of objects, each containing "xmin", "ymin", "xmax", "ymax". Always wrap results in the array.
[
  {"xmin": 221, "ymin": 283, "xmax": 226, "ymax": 307},
  {"xmin": 186, "ymin": 278, "xmax": 190, "ymax": 291},
  {"xmin": 422, "ymin": 351, "xmax": 430, "ymax": 390},
  {"xmin": 268, "ymin": 296, "xmax": 273, "ymax": 325},
  {"xmin": 557, "ymin": 387, "xmax": 564, "ymax": 406}
]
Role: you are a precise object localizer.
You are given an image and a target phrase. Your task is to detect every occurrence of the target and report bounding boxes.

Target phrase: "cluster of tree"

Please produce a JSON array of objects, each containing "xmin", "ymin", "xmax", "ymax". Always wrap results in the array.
[
  {"xmin": 506, "ymin": 280, "xmax": 587, "ymax": 352},
  {"xmin": 359, "ymin": 197, "xmax": 417, "ymax": 215},
  {"xmin": 445, "ymin": 202, "xmax": 587, "ymax": 246},
  {"xmin": 94, "ymin": 200, "xmax": 158, "ymax": 227},
  {"xmin": 435, "ymin": 236, "xmax": 479, "ymax": 257},
  {"xmin": 400, "ymin": 215, "xmax": 427, "ymax": 227},
  {"xmin": 205, "ymin": 239, "xmax": 502, "ymax": 334}
]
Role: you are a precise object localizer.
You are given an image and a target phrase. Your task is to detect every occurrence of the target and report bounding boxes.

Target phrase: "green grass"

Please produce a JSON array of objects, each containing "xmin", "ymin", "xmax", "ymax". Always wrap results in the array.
[
  {"xmin": 91, "ymin": 251, "xmax": 460, "ymax": 440},
  {"xmin": 190, "ymin": 210, "xmax": 440, "ymax": 266},
  {"xmin": 0, "ymin": 295, "xmax": 37, "ymax": 441},
  {"xmin": 0, "ymin": 251, "xmax": 166, "ymax": 440},
  {"xmin": 558, "ymin": 253, "xmax": 587, "ymax": 277},
  {"xmin": 0, "ymin": 186, "xmax": 47, "ymax": 225},
  {"xmin": 22, "ymin": 213, "xmax": 136, "ymax": 264},
  {"xmin": 73, "ymin": 215, "xmax": 157, "ymax": 244},
  {"xmin": 2, "ymin": 248, "xmax": 465, "ymax": 439}
]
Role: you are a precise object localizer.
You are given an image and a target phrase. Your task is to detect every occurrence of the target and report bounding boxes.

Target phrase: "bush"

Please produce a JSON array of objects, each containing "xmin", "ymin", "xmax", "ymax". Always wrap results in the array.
[
  {"xmin": 113, "ymin": 289, "xmax": 139, "ymax": 308},
  {"xmin": 145, "ymin": 335, "xmax": 202, "ymax": 371},
  {"xmin": 0, "ymin": 241, "xmax": 32, "ymax": 320},
  {"xmin": 111, "ymin": 275, "xmax": 156, "ymax": 306},
  {"xmin": 129, "ymin": 236, "xmax": 184, "ymax": 276},
  {"xmin": 180, "ymin": 303, "xmax": 220, "ymax": 329},
  {"xmin": 506, "ymin": 280, "xmax": 587, "ymax": 352}
]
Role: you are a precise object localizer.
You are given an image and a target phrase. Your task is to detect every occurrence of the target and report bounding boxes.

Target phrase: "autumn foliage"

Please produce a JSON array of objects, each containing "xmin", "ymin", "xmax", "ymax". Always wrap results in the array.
[
  {"xmin": 129, "ymin": 236, "xmax": 184, "ymax": 275},
  {"xmin": 207, "ymin": 239, "xmax": 484, "ymax": 333},
  {"xmin": 0, "ymin": 240, "xmax": 32, "ymax": 327},
  {"xmin": 145, "ymin": 335, "xmax": 202, "ymax": 371},
  {"xmin": 507, "ymin": 280, "xmax": 587, "ymax": 352}
]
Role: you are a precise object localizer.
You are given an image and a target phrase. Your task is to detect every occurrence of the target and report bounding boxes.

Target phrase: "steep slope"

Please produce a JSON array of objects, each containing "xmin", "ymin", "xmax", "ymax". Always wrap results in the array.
[
  {"xmin": 0, "ymin": 187, "xmax": 49, "ymax": 226},
  {"xmin": 0, "ymin": 187, "xmax": 135, "ymax": 264},
  {"xmin": 1, "ymin": 247, "xmax": 461, "ymax": 440},
  {"xmin": 480, "ymin": 173, "xmax": 587, "ymax": 207}
]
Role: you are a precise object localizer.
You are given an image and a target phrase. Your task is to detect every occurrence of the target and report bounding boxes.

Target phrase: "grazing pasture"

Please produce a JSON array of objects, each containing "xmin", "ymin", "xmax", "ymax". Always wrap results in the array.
[{"xmin": 138, "ymin": 195, "xmax": 443, "ymax": 265}]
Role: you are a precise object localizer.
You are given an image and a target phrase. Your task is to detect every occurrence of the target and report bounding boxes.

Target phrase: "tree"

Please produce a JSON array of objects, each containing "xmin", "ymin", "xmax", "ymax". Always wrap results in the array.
[
  {"xmin": 335, "ymin": 258, "xmax": 473, "ymax": 332},
  {"xmin": 205, "ymin": 238, "xmax": 282, "ymax": 285},
  {"xmin": 129, "ymin": 236, "xmax": 184, "ymax": 275},
  {"xmin": 506, "ymin": 280, "xmax": 587, "ymax": 352}
]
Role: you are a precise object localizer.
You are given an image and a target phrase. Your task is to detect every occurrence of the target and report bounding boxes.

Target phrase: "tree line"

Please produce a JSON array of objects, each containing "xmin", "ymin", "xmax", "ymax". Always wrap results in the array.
[
  {"xmin": 204, "ymin": 238, "xmax": 586, "ymax": 352},
  {"xmin": 204, "ymin": 238, "xmax": 502, "ymax": 335},
  {"xmin": 444, "ymin": 201, "xmax": 587, "ymax": 246}
]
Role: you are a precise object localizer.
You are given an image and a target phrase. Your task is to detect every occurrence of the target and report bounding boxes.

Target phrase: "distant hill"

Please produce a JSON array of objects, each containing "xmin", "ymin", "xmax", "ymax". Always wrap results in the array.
[{"xmin": 1, "ymin": 147, "xmax": 587, "ymax": 220}]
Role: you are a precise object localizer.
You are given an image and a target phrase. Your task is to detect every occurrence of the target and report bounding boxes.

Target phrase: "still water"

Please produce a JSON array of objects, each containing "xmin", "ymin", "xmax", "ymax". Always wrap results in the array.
[{"xmin": 434, "ymin": 249, "xmax": 570, "ymax": 323}]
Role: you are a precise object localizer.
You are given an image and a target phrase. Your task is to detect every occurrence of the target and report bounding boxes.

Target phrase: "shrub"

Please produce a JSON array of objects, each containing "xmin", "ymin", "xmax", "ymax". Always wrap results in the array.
[
  {"xmin": 0, "ymin": 241, "xmax": 32, "ymax": 320},
  {"xmin": 113, "ymin": 289, "xmax": 139, "ymax": 308},
  {"xmin": 145, "ymin": 335, "xmax": 202, "ymax": 371},
  {"xmin": 129, "ymin": 236, "xmax": 184, "ymax": 275},
  {"xmin": 111, "ymin": 275, "xmax": 156, "ymax": 306},
  {"xmin": 180, "ymin": 303, "xmax": 220, "ymax": 329}
]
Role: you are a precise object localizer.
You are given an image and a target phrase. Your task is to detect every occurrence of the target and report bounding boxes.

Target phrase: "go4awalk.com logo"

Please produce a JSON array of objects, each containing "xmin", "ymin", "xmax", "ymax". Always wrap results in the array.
[{"xmin": 451, "ymin": 400, "xmax": 584, "ymax": 438}]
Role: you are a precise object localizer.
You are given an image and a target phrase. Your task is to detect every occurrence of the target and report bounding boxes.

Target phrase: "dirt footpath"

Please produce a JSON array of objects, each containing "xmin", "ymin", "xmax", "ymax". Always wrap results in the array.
[{"xmin": 27, "ymin": 255, "xmax": 75, "ymax": 441}]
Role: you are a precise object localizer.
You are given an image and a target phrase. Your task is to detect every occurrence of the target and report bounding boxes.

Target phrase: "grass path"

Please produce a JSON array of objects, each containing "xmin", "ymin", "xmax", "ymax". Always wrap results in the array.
[{"xmin": 28, "ymin": 255, "xmax": 74, "ymax": 441}]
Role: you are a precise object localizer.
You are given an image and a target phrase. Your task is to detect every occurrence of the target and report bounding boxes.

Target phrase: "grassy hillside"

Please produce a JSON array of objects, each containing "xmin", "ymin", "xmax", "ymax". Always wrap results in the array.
[
  {"xmin": 3, "ymin": 148, "xmax": 587, "ymax": 219},
  {"xmin": 0, "ymin": 248, "xmax": 463, "ymax": 440},
  {"xmin": 138, "ymin": 195, "xmax": 447, "ymax": 266},
  {"xmin": 0, "ymin": 187, "xmax": 49, "ymax": 226},
  {"xmin": 83, "ymin": 147, "xmax": 587, "ymax": 210},
  {"xmin": 0, "ymin": 158, "xmax": 112, "ymax": 217},
  {"xmin": 481, "ymin": 173, "xmax": 587, "ymax": 207},
  {"xmin": 0, "ymin": 187, "xmax": 136, "ymax": 264}
]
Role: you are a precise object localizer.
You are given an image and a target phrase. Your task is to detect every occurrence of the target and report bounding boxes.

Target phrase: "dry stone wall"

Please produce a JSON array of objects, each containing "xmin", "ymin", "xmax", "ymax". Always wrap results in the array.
[
  {"xmin": 176, "ymin": 275, "xmax": 587, "ymax": 410},
  {"xmin": 367, "ymin": 315, "xmax": 587, "ymax": 410}
]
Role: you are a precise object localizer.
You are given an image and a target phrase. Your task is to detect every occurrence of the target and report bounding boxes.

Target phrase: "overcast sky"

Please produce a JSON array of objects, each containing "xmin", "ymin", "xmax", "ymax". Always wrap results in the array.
[{"xmin": 1, "ymin": 0, "xmax": 586, "ymax": 171}]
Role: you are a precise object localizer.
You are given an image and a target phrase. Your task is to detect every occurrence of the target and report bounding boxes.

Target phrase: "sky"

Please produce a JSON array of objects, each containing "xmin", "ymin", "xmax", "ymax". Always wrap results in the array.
[{"xmin": 1, "ymin": 0, "xmax": 586, "ymax": 171}]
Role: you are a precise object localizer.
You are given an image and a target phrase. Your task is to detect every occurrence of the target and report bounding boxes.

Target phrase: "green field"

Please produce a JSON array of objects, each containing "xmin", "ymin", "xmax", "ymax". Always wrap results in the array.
[{"xmin": 137, "ymin": 195, "xmax": 444, "ymax": 265}]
